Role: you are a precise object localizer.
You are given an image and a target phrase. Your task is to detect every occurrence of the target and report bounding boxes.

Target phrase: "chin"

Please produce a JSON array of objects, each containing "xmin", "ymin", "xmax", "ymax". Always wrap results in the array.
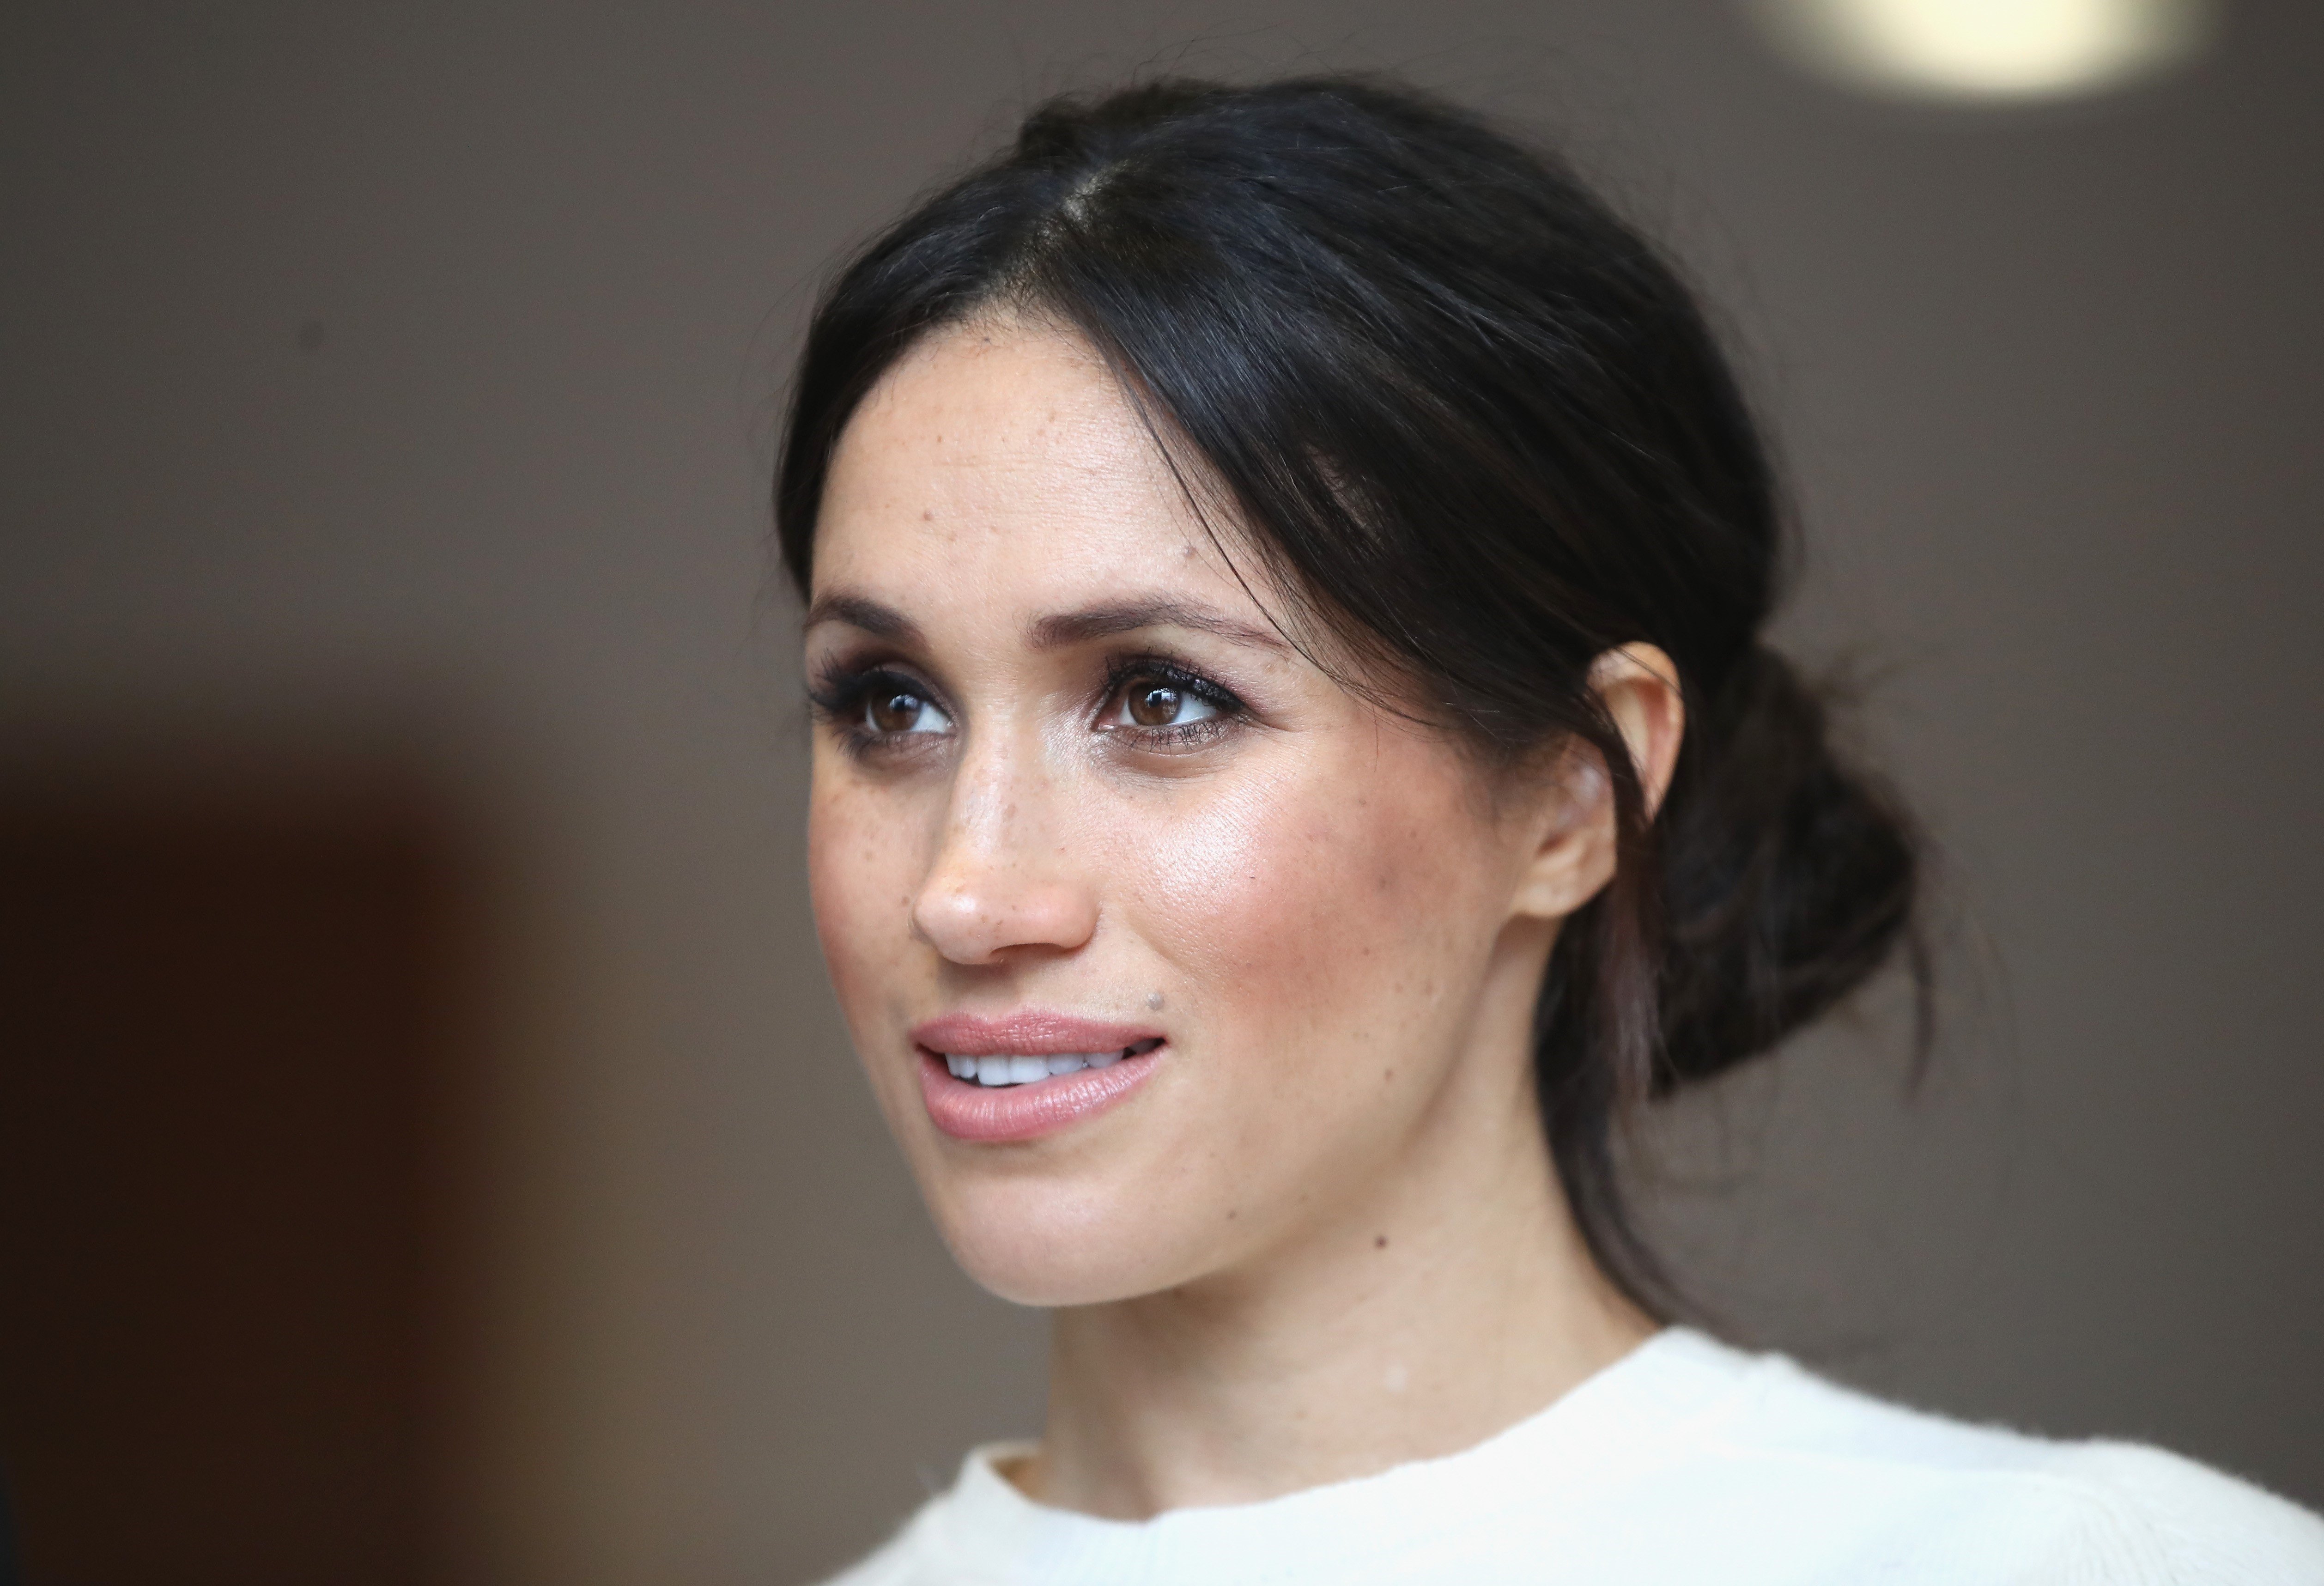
[{"xmin": 922, "ymin": 1170, "xmax": 1201, "ymax": 1308}]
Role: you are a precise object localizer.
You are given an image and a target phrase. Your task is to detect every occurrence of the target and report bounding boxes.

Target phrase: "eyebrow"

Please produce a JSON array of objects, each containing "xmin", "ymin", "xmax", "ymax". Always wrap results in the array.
[
  {"xmin": 802, "ymin": 592, "xmax": 924, "ymax": 645},
  {"xmin": 805, "ymin": 590, "xmax": 1290, "ymax": 655},
  {"xmin": 1027, "ymin": 597, "xmax": 1290, "ymax": 654}
]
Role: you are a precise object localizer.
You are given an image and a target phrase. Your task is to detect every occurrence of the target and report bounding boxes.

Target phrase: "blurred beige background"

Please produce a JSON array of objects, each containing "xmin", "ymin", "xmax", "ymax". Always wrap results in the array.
[{"xmin": 1, "ymin": 2, "xmax": 2317, "ymax": 1581}]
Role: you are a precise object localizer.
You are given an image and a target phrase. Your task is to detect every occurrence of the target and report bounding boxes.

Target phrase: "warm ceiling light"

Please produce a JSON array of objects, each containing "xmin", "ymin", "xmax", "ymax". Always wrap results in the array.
[{"xmin": 1748, "ymin": 0, "xmax": 2217, "ymax": 100}]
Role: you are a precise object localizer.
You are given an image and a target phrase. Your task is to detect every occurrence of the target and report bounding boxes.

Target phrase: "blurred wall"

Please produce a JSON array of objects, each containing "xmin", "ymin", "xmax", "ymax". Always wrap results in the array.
[{"xmin": 1, "ymin": 1, "xmax": 2317, "ymax": 1580}]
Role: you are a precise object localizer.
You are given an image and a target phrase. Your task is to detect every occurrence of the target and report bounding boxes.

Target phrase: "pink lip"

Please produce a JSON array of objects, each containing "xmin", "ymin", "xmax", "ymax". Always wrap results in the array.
[
  {"xmin": 911, "ymin": 1010, "xmax": 1163, "ymax": 1057},
  {"xmin": 910, "ymin": 1010, "xmax": 1166, "ymax": 1144}
]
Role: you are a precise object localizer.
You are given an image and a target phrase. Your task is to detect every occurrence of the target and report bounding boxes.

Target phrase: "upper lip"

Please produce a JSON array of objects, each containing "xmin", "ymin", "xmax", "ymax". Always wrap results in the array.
[{"xmin": 910, "ymin": 1009, "xmax": 1165, "ymax": 1057}]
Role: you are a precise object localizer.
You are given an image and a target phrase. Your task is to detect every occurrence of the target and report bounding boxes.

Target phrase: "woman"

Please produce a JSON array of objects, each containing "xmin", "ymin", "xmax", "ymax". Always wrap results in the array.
[{"xmin": 780, "ymin": 75, "xmax": 2323, "ymax": 1584}]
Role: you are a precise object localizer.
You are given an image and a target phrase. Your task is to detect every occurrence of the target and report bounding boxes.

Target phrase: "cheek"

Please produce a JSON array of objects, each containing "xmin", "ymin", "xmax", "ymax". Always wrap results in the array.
[
  {"xmin": 1116, "ymin": 751, "xmax": 1494, "ymax": 1063},
  {"xmin": 806, "ymin": 768, "xmax": 924, "ymax": 1025}
]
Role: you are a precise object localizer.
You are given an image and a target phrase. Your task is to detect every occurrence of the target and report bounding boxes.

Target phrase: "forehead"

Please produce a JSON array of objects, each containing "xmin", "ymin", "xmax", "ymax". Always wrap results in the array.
[{"xmin": 814, "ymin": 319, "xmax": 1252, "ymax": 617}]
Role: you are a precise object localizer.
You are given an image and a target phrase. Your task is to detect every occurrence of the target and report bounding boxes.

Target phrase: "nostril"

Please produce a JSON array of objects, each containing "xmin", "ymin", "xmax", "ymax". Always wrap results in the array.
[{"xmin": 912, "ymin": 874, "xmax": 1100, "ymax": 963}]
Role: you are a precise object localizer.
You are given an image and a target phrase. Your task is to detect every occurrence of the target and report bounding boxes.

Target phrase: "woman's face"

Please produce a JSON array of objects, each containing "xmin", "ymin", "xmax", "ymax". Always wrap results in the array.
[{"xmin": 805, "ymin": 319, "xmax": 1562, "ymax": 1306}]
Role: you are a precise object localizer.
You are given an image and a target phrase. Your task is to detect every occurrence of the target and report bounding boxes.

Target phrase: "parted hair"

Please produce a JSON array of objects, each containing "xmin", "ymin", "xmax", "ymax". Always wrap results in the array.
[{"xmin": 776, "ymin": 74, "xmax": 1922, "ymax": 1313}]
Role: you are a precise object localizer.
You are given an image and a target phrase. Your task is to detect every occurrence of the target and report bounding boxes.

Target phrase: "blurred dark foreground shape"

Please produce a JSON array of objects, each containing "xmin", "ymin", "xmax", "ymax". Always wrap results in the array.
[{"xmin": 0, "ymin": 745, "xmax": 472, "ymax": 1584}]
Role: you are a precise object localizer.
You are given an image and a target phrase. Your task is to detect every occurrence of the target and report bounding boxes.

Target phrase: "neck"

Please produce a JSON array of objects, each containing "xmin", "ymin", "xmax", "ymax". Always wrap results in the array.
[{"xmin": 1020, "ymin": 937, "xmax": 1654, "ymax": 1519}]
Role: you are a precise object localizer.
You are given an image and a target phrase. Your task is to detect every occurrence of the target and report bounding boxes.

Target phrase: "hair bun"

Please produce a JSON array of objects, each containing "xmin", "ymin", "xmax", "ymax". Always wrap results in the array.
[{"xmin": 1652, "ymin": 644, "xmax": 1920, "ymax": 1090}]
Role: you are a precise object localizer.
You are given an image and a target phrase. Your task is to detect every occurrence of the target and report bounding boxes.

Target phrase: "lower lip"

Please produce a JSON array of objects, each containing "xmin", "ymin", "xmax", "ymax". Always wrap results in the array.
[{"xmin": 916, "ymin": 1046, "xmax": 1163, "ymax": 1143}]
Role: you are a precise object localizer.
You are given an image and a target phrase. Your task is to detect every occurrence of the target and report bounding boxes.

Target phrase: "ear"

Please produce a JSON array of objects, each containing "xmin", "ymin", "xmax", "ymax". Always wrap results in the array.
[{"xmin": 1511, "ymin": 643, "xmax": 1687, "ymax": 922}]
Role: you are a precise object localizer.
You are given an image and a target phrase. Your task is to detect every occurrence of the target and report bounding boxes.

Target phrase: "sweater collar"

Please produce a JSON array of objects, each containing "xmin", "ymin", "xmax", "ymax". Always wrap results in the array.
[{"xmin": 923, "ymin": 1326, "xmax": 1760, "ymax": 1586}]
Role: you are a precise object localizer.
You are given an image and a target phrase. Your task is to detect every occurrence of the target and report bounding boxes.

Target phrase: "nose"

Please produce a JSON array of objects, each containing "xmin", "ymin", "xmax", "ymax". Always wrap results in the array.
[{"xmin": 910, "ymin": 737, "xmax": 1098, "ymax": 966}]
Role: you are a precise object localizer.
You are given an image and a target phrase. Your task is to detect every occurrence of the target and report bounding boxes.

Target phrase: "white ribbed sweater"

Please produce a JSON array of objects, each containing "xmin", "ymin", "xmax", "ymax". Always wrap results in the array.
[{"xmin": 823, "ymin": 1328, "xmax": 2324, "ymax": 1585}]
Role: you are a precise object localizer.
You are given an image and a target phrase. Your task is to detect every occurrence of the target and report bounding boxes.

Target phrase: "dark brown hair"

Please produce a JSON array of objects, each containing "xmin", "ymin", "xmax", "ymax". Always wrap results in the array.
[{"xmin": 776, "ymin": 74, "xmax": 1921, "ymax": 1314}]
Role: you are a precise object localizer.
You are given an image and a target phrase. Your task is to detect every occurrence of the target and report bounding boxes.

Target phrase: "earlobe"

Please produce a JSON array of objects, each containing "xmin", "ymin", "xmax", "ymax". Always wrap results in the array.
[{"xmin": 1510, "ymin": 643, "xmax": 1687, "ymax": 923}]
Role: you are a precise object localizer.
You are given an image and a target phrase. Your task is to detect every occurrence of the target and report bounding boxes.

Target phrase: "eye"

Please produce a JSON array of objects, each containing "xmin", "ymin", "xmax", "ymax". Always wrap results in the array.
[
  {"xmin": 1098, "ymin": 664, "xmax": 1235, "ymax": 737},
  {"xmin": 1121, "ymin": 681, "xmax": 1217, "ymax": 729},
  {"xmin": 865, "ymin": 685, "xmax": 950, "ymax": 736}
]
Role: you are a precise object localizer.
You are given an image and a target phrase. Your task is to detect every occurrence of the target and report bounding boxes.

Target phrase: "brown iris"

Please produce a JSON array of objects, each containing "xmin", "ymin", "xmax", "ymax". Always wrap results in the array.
[
  {"xmin": 1127, "ymin": 683, "xmax": 1183, "ymax": 727},
  {"xmin": 868, "ymin": 689, "xmax": 925, "ymax": 733}
]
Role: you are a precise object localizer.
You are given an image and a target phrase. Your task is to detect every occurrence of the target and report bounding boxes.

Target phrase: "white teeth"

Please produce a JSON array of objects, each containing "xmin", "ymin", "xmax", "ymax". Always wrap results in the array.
[{"xmin": 942, "ymin": 1051, "xmax": 1133, "ymax": 1086}]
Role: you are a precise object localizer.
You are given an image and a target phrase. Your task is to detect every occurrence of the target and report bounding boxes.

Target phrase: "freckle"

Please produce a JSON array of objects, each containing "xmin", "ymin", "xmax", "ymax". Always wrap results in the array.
[
  {"xmin": 1226, "ymin": 1208, "xmax": 1238, "ymax": 1221},
  {"xmin": 1383, "ymin": 1067, "xmax": 1394, "ymax": 1083},
  {"xmin": 1374, "ymin": 1234, "xmax": 1388, "ymax": 1249}
]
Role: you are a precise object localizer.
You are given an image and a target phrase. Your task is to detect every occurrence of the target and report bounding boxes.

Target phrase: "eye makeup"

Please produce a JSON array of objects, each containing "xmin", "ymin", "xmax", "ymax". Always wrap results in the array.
[
  {"xmin": 808, "ymin": 656, "xmax": 954, "ymax": 759},
  {"xmin": 1095, "ymin": 654, "xmax": 1248, "ymax": 754},
  {"xmin": 807, "ymin": 646, "xmax": 1255, "ymax": 762}
]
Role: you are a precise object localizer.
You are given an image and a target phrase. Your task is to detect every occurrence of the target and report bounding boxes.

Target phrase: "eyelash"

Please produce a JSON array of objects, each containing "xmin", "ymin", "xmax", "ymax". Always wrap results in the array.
[
  {"xmin": 806, "ymin": 654, "xmax": 1248, "ymax": 759},
  {"xmin": 807, "ymin": 662, "xmax": 939, "ymax": 757},
  {"xmin": 1099, "ymin": 656, "xmax": 1245, "ymax": 753}
]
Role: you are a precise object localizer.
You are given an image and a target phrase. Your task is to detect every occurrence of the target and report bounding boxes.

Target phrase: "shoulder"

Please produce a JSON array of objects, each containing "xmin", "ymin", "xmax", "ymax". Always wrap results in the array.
[
  {"xmin": 1680, "ymin": 1337, "xmax": 2324, "ymax": 1584},
  {"xmin": 803, "ymin": 1443, "xmax": 1026, "ymax": 1586},
  {"xmin": 2038, "ymin": 1441, "xmax": 2324, "ymax": 1584},
  {"xmin": 808, "ymin": 1503, "xmax": 935, "ymax": 1586}
]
